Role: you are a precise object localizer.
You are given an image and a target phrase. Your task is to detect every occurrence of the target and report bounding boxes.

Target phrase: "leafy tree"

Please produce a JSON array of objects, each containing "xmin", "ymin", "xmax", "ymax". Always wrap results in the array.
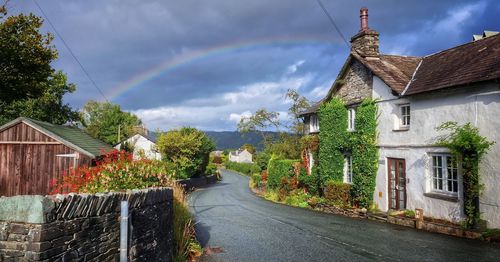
[
  {"xmin": 81, "ymin": 100, "xmax": 141, "ymax": 145},
  {"xmin": 237, "ymin": 89, "xmax": 309, "ymax": 159},
  {"xmin": 157, "ymin": 127, "xmax": 215, "ymax": 179},
  {"xmin": 240, "ymin": 143, "xmax": 256, "ymax": 154},
  {"xmin": 0, "ymin": 12, "xmax": 78, "ymax": 125},
  {"xmin": 285, "ymin": 89, "xmax": 310, "ymax": 135},
  {"xmin": 237, "ymin": 108, "xmax": 281, "ymax": 134}
]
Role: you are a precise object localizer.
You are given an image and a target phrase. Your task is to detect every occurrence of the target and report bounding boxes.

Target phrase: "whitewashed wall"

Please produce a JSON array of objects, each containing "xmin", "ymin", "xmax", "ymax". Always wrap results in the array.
[
  {"xmin": 115, "ymin": 134, "xmax": 162, "ymax": 160},
  {"xmin": 373, "ymin": 76, "xmax": 500, "ymax": 228}
]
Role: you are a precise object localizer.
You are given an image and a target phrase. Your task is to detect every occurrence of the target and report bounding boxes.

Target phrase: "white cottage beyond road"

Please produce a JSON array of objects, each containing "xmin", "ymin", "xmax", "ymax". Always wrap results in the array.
[
  {"xmin": 115, "ymin": 131, "xmax": 161, "ymax": 160},
  {"xmin": 229, "ymin": 149, "xmax": 253, "ymax": 163},
  {"xmin": 301, "ymin": 8, "xmax": 500, "ymax": 228}
]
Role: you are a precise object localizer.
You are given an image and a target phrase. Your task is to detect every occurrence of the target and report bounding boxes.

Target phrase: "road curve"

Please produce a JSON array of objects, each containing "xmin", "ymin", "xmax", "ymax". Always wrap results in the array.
[{"xmin": 189, "ymin": 169, "xmax": 500, "ymax": 262}]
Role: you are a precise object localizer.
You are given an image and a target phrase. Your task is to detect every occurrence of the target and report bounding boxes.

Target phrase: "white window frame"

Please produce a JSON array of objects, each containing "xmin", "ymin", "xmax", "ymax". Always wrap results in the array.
[
  {"xmin": 344, "ymin": 155, "xmax": 353, "ymax": 184},
  {"xmin": 310, "ymin": 114, "xmax": 319, "ymax": 133},
  {"xmin": 399, "ymin": 104, "xmax": 410, "ymax": 128},
  {"xmin": 347, "ymin": 108, "xmax": 355, "ymax": 131},
  {"xmin": 430, "ymin": 154, "xmax": 459, "ymax": 195}
]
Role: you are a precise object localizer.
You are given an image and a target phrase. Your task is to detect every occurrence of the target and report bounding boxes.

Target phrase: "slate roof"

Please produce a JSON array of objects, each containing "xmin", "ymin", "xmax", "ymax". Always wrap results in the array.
[
  {"xmin": 299, "ymin": 99, "xmax": 324, "ymax": 116},
  {"xmin": 404, "ymin": 33, "xmax": 500, "ymax": 95},
  {"xmin": 0, "ymin": 117, "xmax": 113, "ymax": 157},
  {"xmin": 299, "ymin": 32, "xmax": 500, "ymax": 115},
  {"xmin": 355, "ymin": 54, "xmax": 421, "ymax": 94}
]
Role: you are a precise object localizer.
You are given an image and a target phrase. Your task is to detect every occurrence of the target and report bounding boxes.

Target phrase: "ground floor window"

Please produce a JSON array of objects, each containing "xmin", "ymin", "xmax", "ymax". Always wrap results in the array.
[
  {"xmin": 431, "ymin": 154, "xmax": 458, "ymax": 194},
  {"xmin": 344, "ymin": 155, "xmax": 353, "ymax": 184}
]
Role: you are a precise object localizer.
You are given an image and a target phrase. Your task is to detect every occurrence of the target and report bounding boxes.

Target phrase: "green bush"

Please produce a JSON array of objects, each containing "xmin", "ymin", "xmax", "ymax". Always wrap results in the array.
[
  {"xmin": 157, "ymin": 127, "xmax": 215, "ymax": 179},
  {"xmin": 251, "ymin": 173, "xmax": 262, "ymax": 185},
  {"xmin": 323, "ymin": 180, "xmax": 351, "ymax": 207},
  {"xmin": 298, "ymin": 165, "xmax": 321, "ymax": 195},
  {"xmin": 284, "ymin": 190, "xmax": 311, "ymax": 207},
  {"xmin": 255, "ymin": 152, "xmax": 271, "ymax": 171},
  {"xmin": 205, "ymin": 162, "xmax": 218, "ymax": 176},
  {"xmin": 224, "ymin": 161, "xmax": 261, "ymax": 176},
  {"xmin": 267, "ymin": 158, "xmax": 300, "ymax": 189}
]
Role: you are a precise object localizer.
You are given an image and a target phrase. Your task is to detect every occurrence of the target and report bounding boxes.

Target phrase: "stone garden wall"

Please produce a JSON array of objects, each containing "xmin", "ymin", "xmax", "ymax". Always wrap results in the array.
[{"xmin": 0, "ymin": 188, "xmax": 173, "ymax": 261}]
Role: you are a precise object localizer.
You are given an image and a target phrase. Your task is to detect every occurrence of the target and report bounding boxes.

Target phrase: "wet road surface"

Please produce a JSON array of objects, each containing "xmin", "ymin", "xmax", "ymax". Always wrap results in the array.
[{"xmin": 189, "ymin": 169, "xmax": 500, "ymax": 261}]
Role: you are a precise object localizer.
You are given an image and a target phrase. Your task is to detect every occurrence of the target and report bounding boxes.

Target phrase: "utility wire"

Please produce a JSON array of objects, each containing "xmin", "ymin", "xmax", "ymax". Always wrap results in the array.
[
  {"xmin": 314, "ymin": 0, "xmax": 350, "ymax": 47},
  {"xmin": 33, "ymin": 0, "xmax": 109, "ymax": 102}
]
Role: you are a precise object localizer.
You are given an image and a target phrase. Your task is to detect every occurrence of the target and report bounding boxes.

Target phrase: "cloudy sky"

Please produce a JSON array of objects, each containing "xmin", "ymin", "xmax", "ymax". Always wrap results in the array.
[{"xmin": 10, "ymin": 0, "xmax": 500, "ymax": 131}]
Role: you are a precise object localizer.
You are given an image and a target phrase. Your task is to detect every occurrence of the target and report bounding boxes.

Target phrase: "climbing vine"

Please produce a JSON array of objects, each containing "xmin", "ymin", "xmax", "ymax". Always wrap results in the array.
[
  {"xmin": 436, "ymin": 122, "xmax": 494, "ymax": 229},
  {"xmin": 318, "ymin": 98, "xmax": 349, "ymax": 182},
  {"xmin": 318, "ymin": 98, "xmax": 378, "ymax": 208},
  {"xmin": 350, "ymin": 100, "xmax": 379, "ymax": 208}
]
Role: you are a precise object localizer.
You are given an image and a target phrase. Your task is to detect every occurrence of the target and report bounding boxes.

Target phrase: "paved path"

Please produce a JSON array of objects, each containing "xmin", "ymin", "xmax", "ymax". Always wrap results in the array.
[{"xmin": 189, "ymin": 169, "xmax": 500, "ymax": 261}]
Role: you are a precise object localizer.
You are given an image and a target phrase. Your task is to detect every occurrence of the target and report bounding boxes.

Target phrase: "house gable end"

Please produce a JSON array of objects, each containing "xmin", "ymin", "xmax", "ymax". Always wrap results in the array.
[{"xmin": 332, "ymin": 58, "xmax": 373, "ymax": 105}]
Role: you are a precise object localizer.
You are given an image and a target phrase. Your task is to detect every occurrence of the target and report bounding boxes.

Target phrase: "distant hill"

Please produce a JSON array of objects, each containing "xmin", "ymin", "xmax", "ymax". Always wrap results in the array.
[{"xmin": 204, "ymin": 131, "xmax": 278, "ymax": 150}]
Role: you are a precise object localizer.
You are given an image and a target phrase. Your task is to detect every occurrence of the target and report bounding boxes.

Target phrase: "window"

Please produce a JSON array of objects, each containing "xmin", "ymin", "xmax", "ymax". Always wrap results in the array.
[
  {"xmin": 400, "ymin": 104, "xmax": 410, "ymax": 127},
  {"xmin": 310, "ymin": 115, "xmax": 319, "ymax": 133},
  {"xmin": 344, "ymin": 155, "xmax": 353, "ymax": 184},
  {"xmin": 431, "ymin": 154, "xmax": 458, "ymax": 194},
  {"xmin": 347, "ymin": 108, "xmax": 355, "ymax": 131}
]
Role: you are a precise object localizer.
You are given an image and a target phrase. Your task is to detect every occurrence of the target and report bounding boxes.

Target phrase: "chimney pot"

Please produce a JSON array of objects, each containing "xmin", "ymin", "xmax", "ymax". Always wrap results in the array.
[{"xmin": 360, "ymin": 7, "xmax": 369, "ymax": 31}]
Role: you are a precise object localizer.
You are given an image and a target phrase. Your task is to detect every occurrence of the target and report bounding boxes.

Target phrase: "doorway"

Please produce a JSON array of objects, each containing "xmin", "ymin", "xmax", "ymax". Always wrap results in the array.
[{"xmin": 388, "ymin": 158, "xmax": 406, "ymax": 210}]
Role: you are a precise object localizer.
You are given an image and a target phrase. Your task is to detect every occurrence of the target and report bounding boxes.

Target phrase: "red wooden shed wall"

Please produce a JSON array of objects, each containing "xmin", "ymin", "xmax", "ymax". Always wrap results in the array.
[{"xmin": 0, "ymin": 122, "xmax": 93, "ymax": 196}]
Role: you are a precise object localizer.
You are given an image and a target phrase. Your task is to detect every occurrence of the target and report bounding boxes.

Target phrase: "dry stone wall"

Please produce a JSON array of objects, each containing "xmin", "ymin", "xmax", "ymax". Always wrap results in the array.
[{"xmin": 0, "ymin": 188, "xmax": 173, "ymax": 261}]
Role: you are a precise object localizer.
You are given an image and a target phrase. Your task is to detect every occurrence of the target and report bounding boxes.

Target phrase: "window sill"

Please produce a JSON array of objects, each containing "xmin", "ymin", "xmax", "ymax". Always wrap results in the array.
[
  {"xmin": 424, "ymin": 192, "xmax": 459, "ymax": 202},
  {"xmin": 393, "ymin": 126, "xmax": 410, "ymax": 132}
]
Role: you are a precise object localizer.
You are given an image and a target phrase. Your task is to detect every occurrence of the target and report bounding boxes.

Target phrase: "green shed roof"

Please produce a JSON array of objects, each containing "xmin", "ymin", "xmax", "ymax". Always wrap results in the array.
[{"xmin": 0, "ymin": 117, "xmax": 113, "ymax": 157}]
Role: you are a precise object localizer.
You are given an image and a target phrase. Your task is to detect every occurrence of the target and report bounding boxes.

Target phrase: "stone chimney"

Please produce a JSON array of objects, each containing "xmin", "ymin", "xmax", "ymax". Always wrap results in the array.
[{"xmin": 350, "ymin": 8, "xmax": 379, "ymax": 58}]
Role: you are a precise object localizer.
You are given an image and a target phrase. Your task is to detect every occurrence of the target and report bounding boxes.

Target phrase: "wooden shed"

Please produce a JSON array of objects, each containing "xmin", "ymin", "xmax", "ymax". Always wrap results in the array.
[{"xmin": 0, "ymin": 117, "xmax": 113, "ymax": 196}]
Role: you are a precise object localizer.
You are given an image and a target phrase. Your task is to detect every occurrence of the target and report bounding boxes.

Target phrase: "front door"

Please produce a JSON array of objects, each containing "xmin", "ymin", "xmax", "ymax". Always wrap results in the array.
[{"xmin": 388, "ymin": 158, "xmax": 406, "ymax": 210}]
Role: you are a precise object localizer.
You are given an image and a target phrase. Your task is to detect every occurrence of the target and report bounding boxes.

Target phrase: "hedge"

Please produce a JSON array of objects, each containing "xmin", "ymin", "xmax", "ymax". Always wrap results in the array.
[
  {"xmin": 323, "ymin": 180, "xmax": 351, "ymax": 207},
  {"xmin": 267, "ymin": 159, "xmax": 300, "ymax": 189},
  {"xmin": 224, "ymin": 161, "xmax": 261, "ymax": 176}
]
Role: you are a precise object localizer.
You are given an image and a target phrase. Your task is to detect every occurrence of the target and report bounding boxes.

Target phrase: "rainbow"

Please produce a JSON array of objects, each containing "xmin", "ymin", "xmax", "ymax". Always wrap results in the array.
[{"xmin": 108, "ymin": 35, "xmax": 340, "ymax": 101}]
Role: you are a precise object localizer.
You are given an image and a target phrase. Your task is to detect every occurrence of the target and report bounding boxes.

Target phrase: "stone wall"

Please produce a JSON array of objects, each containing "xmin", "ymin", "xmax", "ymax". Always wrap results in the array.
[
  {"xmin": 0, "ymin": 188, "xmax": 173, "ymax": 261},
  {"xmin": 335, "ymin": 59, "xmax": 373, "ymax": 105}
]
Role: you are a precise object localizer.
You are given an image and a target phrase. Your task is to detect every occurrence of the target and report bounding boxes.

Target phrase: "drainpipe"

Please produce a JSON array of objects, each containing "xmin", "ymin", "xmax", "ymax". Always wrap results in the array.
[{"xmin": 120, "ymin": 201, "xmax": 129, "ymax": 262}]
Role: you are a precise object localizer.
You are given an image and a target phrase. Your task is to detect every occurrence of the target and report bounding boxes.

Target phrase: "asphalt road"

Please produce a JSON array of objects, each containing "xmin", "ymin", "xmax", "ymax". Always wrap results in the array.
[{"xmin": 189, "ymin": 169, "xmax": 500, "ymax": 262}]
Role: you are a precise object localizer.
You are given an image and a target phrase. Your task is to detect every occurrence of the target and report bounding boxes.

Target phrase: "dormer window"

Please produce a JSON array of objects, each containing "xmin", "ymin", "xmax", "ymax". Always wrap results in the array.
[{"xmin": 347, "ymin": 108, "xmax": 356, "ymax": 131}]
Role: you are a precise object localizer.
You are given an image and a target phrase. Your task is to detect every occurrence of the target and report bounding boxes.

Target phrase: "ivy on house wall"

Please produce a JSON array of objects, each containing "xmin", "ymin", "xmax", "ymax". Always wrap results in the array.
[
  {"xmin": 318, "ymin": 98, "xmax": 378, "ymax": 208},
  {"xmin": 350, "ymin": 100, "xmax": 379, "ymax": 208},
  {"xmin": 436, "ymin": 122, "xmax": 494, "ymax": 229},
  {"xmin": 318, "ymin": 98, "xmax": 348, "ymax": 183}
]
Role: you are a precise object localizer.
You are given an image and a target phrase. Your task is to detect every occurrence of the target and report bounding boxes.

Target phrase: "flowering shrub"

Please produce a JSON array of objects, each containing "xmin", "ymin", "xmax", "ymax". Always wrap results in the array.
[
  {"xmin": 51, "ymin": 150, "xmax": 175, "ymax": 194},
  {"xmin": 50, "ymin": 149, "xmax": 201, "ymax": 261}
]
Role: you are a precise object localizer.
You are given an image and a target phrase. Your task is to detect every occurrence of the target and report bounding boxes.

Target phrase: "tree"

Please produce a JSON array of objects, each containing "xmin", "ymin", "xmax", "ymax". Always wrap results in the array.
[
  {"xmin": 81, "ymin": 100, "xmax": 141, "ymax": 145},
  {"xmin": 237, "ymin": 89, "xmax": 310, "ymax": 159},
  {"xmin": 0, "ymin": 12, "xmax": 78, "ymax": 125},
  {"xmin": 285, "ymin": 89, "xmax": 310, "ymax": 135},
  {"xmin": 240, "ymin": 143, "xmax": 256, "ymax": 154},
  {"xmin": 157, "ymin": 127, "xmax": 215, "ymax": 179}
]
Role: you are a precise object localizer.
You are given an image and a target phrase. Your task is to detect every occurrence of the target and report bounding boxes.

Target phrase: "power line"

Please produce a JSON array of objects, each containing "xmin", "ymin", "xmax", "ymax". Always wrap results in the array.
[
  {"xmin": 314, "ymin": 0, "xmax": 350, "ymax": 47},
  {"xmin": 33, "ymin": 0, "xmax": 109, "ymax": 102}
]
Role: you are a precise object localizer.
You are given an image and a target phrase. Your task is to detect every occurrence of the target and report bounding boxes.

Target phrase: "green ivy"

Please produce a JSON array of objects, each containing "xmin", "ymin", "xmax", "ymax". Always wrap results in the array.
[
  {"xmin": 318, "ymin": 98, "xmax": 348, "ymax": 182},
  {"xmin": 350, "ymin": 100, "xmax": 379, "ymax": 208},
  {"xmin": 437, "ymin": 122, "xmax": 494, "ymax": 229},
  {"xmin": 318, "ymin": 98, "xmax": 378, "ymax": 208}
]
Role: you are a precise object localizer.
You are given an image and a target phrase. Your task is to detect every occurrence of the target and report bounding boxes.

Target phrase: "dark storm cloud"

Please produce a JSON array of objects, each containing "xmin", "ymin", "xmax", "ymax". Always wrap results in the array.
[{"xmin": 9, "ymin": 0, "xmax": 496, "ymax": 130}]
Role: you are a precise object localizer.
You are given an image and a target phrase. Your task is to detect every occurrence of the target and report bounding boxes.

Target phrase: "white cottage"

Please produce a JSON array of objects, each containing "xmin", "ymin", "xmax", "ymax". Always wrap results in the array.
[
  {"xmin": 301, "ymin": 8, "xmax": 500, "ymax": 227},
  {"xmin": 115, "ymin": 131, "xmax": 162, "ymax": 160},
  {"xmin": 229, "ymin": 149, "xmax": 253, "ymax": 163}
]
